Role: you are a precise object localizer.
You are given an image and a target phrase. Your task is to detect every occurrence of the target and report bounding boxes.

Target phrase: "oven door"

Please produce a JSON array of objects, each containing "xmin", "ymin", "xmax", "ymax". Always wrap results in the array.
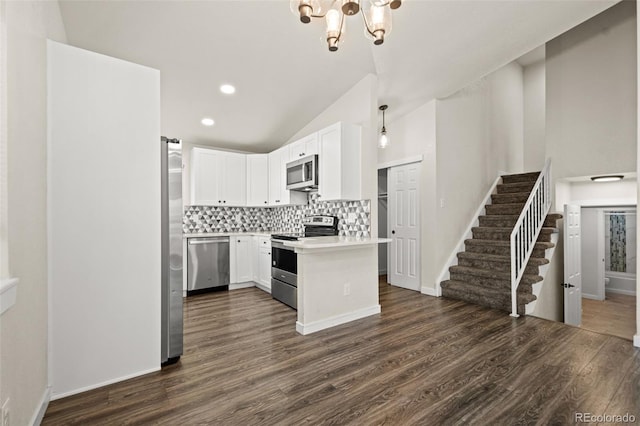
[{"xmin": 271, "ymin": 241, "xmax": 297, "ymax": 286}]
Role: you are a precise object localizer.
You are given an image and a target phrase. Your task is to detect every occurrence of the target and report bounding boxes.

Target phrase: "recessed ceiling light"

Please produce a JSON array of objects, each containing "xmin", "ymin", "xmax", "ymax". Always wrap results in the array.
[
  {"xmin": 201, "ymin": 117, "xmax": 215, "ymax": 127},
  {"xmin": 220, "ymin": 84, "xmax": 236, "ymax": 95},
  {"xmin": 591, "ymin": 175, "xmax": 624, "ymax": 182}
]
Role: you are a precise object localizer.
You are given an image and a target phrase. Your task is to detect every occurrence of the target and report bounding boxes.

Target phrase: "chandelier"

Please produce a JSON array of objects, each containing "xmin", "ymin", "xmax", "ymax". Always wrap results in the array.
[{"xmin": 290, "ymin": 0, "xmax": 402, "ymax": 52}]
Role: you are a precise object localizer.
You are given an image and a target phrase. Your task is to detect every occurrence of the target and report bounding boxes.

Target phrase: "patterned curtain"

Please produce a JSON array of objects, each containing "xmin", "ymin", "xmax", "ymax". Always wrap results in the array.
[{"xmin": 609, "ymin": 213, "xmax": 626, "ymax": 272}]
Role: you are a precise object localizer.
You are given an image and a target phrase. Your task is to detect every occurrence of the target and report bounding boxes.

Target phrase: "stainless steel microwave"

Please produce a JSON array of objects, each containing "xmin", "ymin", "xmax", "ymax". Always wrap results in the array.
[{"xmin": 286, "ymin": 154, "xmax": 318, "ymax": 191}]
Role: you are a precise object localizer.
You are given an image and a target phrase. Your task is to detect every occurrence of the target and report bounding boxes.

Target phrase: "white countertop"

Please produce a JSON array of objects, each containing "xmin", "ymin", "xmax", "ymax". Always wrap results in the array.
[
  {"xmin": 183, "ymin": 232, "xmax": 272, "ymax": 239},
  {"xmin": 282, "ymin": 236, "xmax": 391, "ymax": 249}
]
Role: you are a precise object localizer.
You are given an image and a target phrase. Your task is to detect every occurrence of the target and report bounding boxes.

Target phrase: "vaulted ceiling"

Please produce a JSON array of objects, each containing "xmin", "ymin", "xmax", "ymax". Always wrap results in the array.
[{"xmin": 58, "ymin": 0, "xmax": 618, "ymax": 152}]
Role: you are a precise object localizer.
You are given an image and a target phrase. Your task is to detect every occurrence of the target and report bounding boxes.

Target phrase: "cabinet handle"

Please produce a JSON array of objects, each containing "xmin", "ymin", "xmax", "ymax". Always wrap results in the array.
[
  {"xmin": 238, "ymin": 240, "xmax": 241, "ymax": 242},
  {"xmin": 264, "ymin": 201, "xmax": 267, "ymax": 204},
  {"xmin": 223, "ymin": 200, "xmax": 226, "ymax": 203},
  {"xmin": 218, "ymin": 200, "xmax": 221, "ymax": 203}
]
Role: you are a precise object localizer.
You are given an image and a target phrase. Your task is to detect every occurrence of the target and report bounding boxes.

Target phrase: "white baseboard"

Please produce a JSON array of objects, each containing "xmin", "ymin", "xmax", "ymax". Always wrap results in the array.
[
  {"xmin": 51, "ymin": 366, "xmax": 160, "ymax": 400},
  {"xmin": 421, "ymin": 286, "xmax": 438, "ymax": 297},
  {"xmin": 30, "ymin": 386, "xmax": 51, "ymax": 426},
  {"xmin": 605, "ymin": 288, "xmax": 637, "ymax": 297},
  {"xmin": 229, "ymin": 282, "xmax": 255, "ymax": 290},
  {"xmin": 254, "ymin": 282, "xmax": 271, "ymax": 294},
  {"xmin": 634, "ymin": 334, "xmax": 640, "ymax": 348},
  {"xmin": 296, "ymin": 305, "xmax": 381, "ymax": 335},
  {"xmin": 582, "ymin": 293, "xmax": 605, "ymax": 301}
]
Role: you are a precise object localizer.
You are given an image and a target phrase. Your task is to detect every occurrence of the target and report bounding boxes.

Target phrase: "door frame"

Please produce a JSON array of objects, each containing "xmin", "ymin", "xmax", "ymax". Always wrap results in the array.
[{"xmin": 378, "ymin": 158, "xmax": 422, "ymax": 291}]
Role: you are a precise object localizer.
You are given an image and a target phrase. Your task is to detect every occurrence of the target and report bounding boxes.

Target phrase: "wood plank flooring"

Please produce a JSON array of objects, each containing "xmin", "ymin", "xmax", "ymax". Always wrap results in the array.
[
  {"xmin": 43, "ymin": 277, "xmax": 640, "ymax": 425},
  {"xmin": 581, "ymin": 292, "xmax": 636, "ymax": 341}
]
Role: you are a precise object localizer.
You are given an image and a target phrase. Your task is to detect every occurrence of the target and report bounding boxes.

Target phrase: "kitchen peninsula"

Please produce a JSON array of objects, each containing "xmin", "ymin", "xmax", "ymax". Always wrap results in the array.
[{"xmin": 282, "ymin": 236, "xmax": 391, "ymax": 335}]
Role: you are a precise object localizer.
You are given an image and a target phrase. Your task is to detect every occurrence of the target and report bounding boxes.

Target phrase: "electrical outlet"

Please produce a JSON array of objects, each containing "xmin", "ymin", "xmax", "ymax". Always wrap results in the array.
[
  {"xmin": 440, "ymin": 198, "xmax": 445, "ymax": 208},
  {"xmin": 343, "ymin": 282, "xmax": 351, "ymax": 296},
  {"xmin": 347, "ymin": 212, "xmax": 357, "ymax": 224},
  {"xmin": 2, "ymin": 398, "xmax": 10, "ymax": 426}
]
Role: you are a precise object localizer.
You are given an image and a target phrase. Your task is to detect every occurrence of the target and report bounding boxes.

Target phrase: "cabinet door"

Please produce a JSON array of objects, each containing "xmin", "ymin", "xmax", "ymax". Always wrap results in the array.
[
  {"xmin": 191, "ymin": 148, "xmax": 221, "ymax": 205},
  {"xmin": 251, "ymin": 236, "xmax": 259, "ymax": 283},
  {"xmin": 290, "ymin": 133, "xmax": 318, "ymax": 159},
  {"xmin": 247, "ymin": 154, "xmax": 269, "ymax": 207},
  {"xmin": 259, "ymin": 247, "xmax": 271, "ymax": 289},
  {"xmin": 220, "ymin": 152, "xmax": 247, "ymax": 206},
  {"xmin": 318, "ymin": 124, "xmax": 342, "ymax": 201},
  {"xmin": 268, "ymin": 149, "xmax": 282, "ymax": 205},
  {"xmin": 233, "ymin": 236, "xmax": 253, "ymax": 283}
]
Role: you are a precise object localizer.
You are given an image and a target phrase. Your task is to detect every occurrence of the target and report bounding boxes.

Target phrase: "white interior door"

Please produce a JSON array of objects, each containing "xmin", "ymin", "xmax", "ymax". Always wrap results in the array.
[
  {"xmin": 564, "ymin": 204, "xmax": 582, "ymax": 326},
  {"xmin": 388, "ymin": 163, "xmax": 421, "ymax": 291}
]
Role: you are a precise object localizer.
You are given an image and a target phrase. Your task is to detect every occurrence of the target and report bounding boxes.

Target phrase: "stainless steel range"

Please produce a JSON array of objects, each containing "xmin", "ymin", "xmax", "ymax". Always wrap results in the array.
[{"xmin": 271, "ymin": 215, "xmax": 338, "ymax": 309}]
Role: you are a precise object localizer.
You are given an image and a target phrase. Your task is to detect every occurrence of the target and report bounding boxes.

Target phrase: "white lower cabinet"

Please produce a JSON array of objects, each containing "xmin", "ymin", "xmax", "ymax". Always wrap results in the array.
[
  {"xmin": 255, "ymin": 236, "xmax": 271, "ymax": 293},
  {"xmin": 230, "ymin": 236, "xmax": 253, "ymax": 284}
]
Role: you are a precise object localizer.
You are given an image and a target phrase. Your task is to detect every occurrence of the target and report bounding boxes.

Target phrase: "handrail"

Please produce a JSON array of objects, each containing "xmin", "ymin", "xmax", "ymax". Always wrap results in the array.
[{"xmin": 509, "ymin": 159, "xmax": 552, "ymax": 317}]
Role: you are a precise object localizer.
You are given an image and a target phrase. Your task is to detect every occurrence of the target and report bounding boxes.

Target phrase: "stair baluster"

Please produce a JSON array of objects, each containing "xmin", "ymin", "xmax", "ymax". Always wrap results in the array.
[{"xmin": 509, "ymin": 159, "xmax": 552, "ymax": 317}]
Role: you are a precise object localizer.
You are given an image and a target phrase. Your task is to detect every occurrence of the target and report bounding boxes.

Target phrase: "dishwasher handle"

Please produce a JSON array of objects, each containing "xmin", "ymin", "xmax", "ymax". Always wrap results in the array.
[{"xmin": 188, "ymin": 238, "xmax": 229, "ymax": 245}]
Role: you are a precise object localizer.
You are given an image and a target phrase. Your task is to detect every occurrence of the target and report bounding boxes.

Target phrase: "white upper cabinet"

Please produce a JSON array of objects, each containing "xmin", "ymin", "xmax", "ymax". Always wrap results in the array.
[
  {"xmin": 269, "ymin": 146, "xmax": 306, "ymax": 206},
  {"xmin": 190, "ymin": 148, "xmax": 221, "ymax": 205},
  {"xmin": 289, "ymin": 133, "xmax": 318, "ymax": 159},
  {"xmin": 220, "ymin": 152, "xmax": 247, "ymax": 206},
  {"xmin": 317, "ymin": 122, "xmax": 362, "ymax": 201},
  {"xmin": 191, "ymin": 148, "xmax": 246, "ymax": 206},
  {"xmin": 247, "ymin": 154, "xmax": 269, "ymax": 207}
]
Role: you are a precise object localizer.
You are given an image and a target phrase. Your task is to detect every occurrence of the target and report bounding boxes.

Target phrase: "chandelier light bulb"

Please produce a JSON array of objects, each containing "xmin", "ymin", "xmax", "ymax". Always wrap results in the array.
[
  {"xmin": 326, "ymin": 9, "xmax": 342, "ymax": 51},
  {"xmin": 342, "ymin": 0, "xmax": 360, "ymax": 15}
]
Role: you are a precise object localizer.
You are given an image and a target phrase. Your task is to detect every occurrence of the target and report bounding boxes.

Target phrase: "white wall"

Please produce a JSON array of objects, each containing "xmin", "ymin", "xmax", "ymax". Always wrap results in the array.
[
  {"xmin": 434, "ymin": 62, "xmax": 524, "ymax": 290},
  {"xmin": 1, "ymin": 2, "xmax": 67, "ymax": 424},
  {"xmin": 567, "ymin": 179, "xmax": 637, "ymax": 206},
  {"xmin": 378, "ymin": 100, "xmax": 437, "ymax": 290},
  {"xmin": 489, "ymin": 62, "xmax": 524, "ymax": 173},
  {"xmin": 546, "ymin": 1, "xmax": 637, "ymax": 182},
  {"xmin": 582, "ymin": 207, "xmax": 604, "ymax": 300},
  {"xmin": 637, "ymin": 0, "xmax": 640, "ymax": 348},
  {"xmin": 48, "ymin": 42, "xmax": 161, "ymax": 398},
  {"xmin": 523, "ymin": 60, "xmax": 546, "ymax": 171},
  {"xmin": 541, "ymin": 2, "xmax": 637, "ymax": 337}
]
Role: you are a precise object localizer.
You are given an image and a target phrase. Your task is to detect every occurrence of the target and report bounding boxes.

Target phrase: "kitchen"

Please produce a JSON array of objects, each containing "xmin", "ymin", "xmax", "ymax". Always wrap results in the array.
[{"xmin": 44, "ymin": 31, "xmax": 384, "ymax": 398}]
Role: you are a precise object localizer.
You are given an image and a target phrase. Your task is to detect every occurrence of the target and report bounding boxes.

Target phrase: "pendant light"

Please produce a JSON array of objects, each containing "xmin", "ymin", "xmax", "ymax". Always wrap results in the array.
[{"xmin": 379, "ymin": 105, "xmax": 389, "ymax": 149}]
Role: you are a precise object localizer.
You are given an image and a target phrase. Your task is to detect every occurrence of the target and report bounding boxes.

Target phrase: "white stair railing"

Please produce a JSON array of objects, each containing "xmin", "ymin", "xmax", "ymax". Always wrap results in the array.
[{"xmin": 509, "ymin": 159, "xmax": 552, "ymax": 317}]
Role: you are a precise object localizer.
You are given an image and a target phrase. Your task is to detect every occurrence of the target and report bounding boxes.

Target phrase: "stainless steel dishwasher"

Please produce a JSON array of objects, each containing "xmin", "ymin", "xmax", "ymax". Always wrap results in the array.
[{"xmin": 187, "ymin": 237, "xmax": 230, "ymax": 295}]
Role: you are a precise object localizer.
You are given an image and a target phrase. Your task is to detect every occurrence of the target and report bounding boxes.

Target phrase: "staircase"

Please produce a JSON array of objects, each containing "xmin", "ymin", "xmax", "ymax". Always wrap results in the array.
[{"xmin": 441, "ymin": 171, "xmax": 562, "ymax": 315}]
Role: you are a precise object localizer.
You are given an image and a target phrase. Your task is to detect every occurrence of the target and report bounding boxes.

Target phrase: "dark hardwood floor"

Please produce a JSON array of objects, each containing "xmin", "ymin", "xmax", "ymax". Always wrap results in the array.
[{"xmin": 43, "ymin": 277, "xmax": 640, "ymax": 425}]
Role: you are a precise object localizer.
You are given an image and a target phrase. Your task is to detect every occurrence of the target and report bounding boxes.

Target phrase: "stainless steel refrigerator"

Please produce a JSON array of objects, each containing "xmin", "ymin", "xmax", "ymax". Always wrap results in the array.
[{"xmin": 161, "ymin": 136, "xmax": 183, "ymax": 365}]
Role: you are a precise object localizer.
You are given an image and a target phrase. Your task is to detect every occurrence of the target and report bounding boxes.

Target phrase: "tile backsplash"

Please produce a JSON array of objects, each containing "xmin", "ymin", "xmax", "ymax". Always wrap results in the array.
[{"xmin": 184, "ymin": 193, "xmax": 370, "ymax": 237}]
